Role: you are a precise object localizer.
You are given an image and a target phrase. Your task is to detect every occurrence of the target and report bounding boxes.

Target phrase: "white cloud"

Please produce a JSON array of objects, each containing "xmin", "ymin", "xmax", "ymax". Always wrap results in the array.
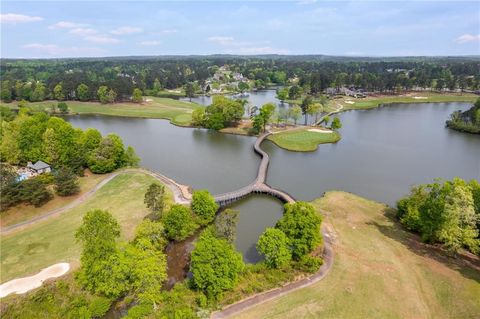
[
  {"xmin": 22, "ymin": 43, "xmax": 105, "ymax": 57},
  {"xmin": 208, "ymin": 36, "xmax": 288, "ymax": 55},
  {"xmin": 1, "ymin": 13, "xmax": 43, "ymax": 24},
  {"xmin": 139, "ymin": 40, "xmax": 161, "ymax": 46},
  {"xmin": 208, "ymin": 36, "xmax": 236, "ymax": 46},
  {"xmin": 111, "ymin": 26, "xmax": 143, "ymax": 35},
  {"xmin": 84, "ymin": 35, "xmax": 120, "ymax": 44},
  {"xmin": 69, "ymin": 28, "xmax": 98, "ymax": 37},
  {"xmin": 158, "ymin": 29, "xmax": 178, "ymax": 35},
  {"xmin": 49, "ymin": 21, "xmax": 86, "ymax": 29},
  {"xmin": 296, "ymin": 0, "xmax": 317, "ymax": 5},
  {"xmin": 455, "ymin": 34, "xmax": 480, "ymax": 44}
]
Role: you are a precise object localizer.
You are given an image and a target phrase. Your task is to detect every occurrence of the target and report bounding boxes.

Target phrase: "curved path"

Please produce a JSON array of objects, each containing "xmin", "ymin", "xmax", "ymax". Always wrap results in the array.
[
  {"xmin": 214, "ymin": 132, "xmax": 295, "ymax": 207},
  {"xmin": 314, "ymin": 102, "xmax": 344, "ymax": 126},
  {"xmin": 0, "ymin": 168, "xmax": 191, "ymax": 235},
  {"xmin": 211, "ymin": 224, "xmax": 334, "ymax": 319}
]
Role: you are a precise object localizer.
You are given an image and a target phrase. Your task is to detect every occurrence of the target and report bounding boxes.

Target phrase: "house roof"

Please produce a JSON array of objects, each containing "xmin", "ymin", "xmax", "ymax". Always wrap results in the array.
[{"xmin": 28, "ymin": 160, "xmax": 50, "ymax": 170}]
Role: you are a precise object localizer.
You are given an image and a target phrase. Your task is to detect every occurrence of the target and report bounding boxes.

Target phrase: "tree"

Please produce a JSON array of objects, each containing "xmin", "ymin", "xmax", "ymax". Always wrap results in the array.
[
  {"xmin": 257, "ymin": 228, "xmax": 291, "ymax": 268},
  {"xmin": 192, "ymin": 108, "xmax": 205, "ymax": 126},
  {"xmin": 276, "ymin": 87, "xmax": 289, "ymax": 102},
  {"xmin": 331, "ymin": 117, "xmax": 342, "ymax": 130},
  {"xmin": 124, "ymin": 242, "xmax": 167, "ymax": 306},
  {"xmin": 276, "ymin": 202, "xmax": 322, "ymax": 260},
  {"xmin": 31, "ymin": 82, "xmax": 47, "ymax": 101},
  {"xmin": 308, "ymin": 103, "xmax": 322, "ymax": 123},
  {"xmin": 238, "ymin": 81, "xmax": 249, "ymax": 93},
  {"xmin": 133, "ymin": 219, "xmax": 168, "ymax": 250},
  {"xmin": 80, "ymin": 128, "xmax": 102, "ymax": 154},
  {"xmin": 215, "ymin": 209, "xmax": 239, "ymax": 244},
  {"xmin": 0, "ymin": 163, "xmax": 17, "ymax": 189},
  {"xmin": 77, "ymin": 84, "xmax": 90, "ymax": 101},
  {"xmin": 55, "ymin": 167, "xmax": 80, "ymax": 196},
  {"xmin": 163, "ymin": 204, "xmax": 197, "ymax": 241},
  {"xmin": 323, "ymin": 115, "xmax": 330, "ymax": 126},
  {"xmin": 288, "ymin": 85, "xmax": 301, "ymax": 100},
  {"xmin": 88, "ymin": 134, "xmax": 125, "ymax": 173},
  {"xmin": 76, "ymin": 209, "xmax": 128, "ymax": 297},
  {"xmin": 438, "ymin": 180, "xmax": 478, "ymax": 254},
  {"xmin": 53, "ymin": 83, "xmax": 65, "ymax": 100},
  {"xmin": 57, "ymin": 102, "xmax": 69, "ymax": 113},
  {"xmin": 132, "ymin": 88, "xmax": 143, "ymax": 103},
  {"xmin": 191, "ymin": 190, "xmax": 219, "ymax": 225},
  {"xmin": 300, "ymin": 96, "xmax": 313, "ymax": 125},
  {"xmin": 259, "ymin": 102, "xmax": 276, "ymax": 132},
  {"xmin": 289, "ymin": 105, "xmax": 302, "ymax": 125},
  {"xmin": 251, "ymin": 114, "xmax": 264, "ymax": 134},
  {"xmin": 144, "ymin": 183, "xmax": 166, "ymax": 216},
  {"xmin": 184, "ymin": 82, "xmax": 195, "ymax": 101},
  {"xmin": 123, "ymin": 146, "xmax": 140, "ymax": 167},
  {"xmin": 190, "ymin": 230, "xmax": 244, "ymax": 299},
  {"xmin": 98, "ymin": 86, "xmax": 116, "ymax": 104},
  {"xmin": 1, "ymin": 80, "xmax": 12, "ymax": 102}
]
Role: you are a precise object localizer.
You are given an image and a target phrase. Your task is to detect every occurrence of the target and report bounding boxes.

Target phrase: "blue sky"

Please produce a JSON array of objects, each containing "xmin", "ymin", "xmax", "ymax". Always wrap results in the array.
[{"xmin": 1, "ymin": 1, "xmax": 479, "ymax": 58}]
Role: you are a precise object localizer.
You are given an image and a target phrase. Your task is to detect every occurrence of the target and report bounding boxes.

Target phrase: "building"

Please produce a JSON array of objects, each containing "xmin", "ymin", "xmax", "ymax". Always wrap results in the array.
[{"xmin": 27, "ymin": 161, "xmax": 51, "ymax": 174}]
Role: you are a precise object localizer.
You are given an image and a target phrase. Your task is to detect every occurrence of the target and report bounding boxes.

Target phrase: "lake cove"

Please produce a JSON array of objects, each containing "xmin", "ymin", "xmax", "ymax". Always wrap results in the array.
[{"xmin": 66, "ymin": 102, "xmax": 480, "ymax": 262}]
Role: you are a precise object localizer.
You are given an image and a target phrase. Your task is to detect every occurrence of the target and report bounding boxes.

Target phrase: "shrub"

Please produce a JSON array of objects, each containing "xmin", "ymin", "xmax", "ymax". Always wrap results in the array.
[
  {"xmin": 88, "ymin": 296, "xmax": 112, "ymax": 318},
  {"xmin": 293, "ymin": 255, "xmax": 323, "ymax": 273},
  {"xmin": 55, "ymin": 167, "xmax": 80, "ymax": 196}
]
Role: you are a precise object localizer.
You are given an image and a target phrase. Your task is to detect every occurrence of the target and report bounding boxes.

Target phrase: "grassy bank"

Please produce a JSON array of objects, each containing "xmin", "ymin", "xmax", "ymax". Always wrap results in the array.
[
  {"xmin": 232, "ymin": 191, "xmax": 480, "ymax": 319},
  {"xmin": 0, "ymin": 171, "xmax": 172, "ymax": 282},
  {"xmin": 267, "ymin": 128, "xmax": 340, "ymax": 152},
  {"xmin": 285, "ymin": 92, "xmax": 478, "ymax": 112},
  {"xmin": 0, "ymin": 96, "xmax": 202, "ymax": 126},
  {"xmin": 0, "ymin": 171, "xmax": 110, "ymax": 228}
]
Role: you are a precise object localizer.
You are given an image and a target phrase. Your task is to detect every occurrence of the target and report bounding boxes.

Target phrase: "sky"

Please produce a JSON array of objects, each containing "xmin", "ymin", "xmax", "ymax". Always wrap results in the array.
[{"xmin": 1, "ymin": 1, "xmax": 479, "ymax": 58}]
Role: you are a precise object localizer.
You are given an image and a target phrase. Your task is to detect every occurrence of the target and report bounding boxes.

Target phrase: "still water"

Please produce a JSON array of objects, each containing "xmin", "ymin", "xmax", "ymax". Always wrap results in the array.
[{"xmin": 66, "ymin": 102, "xmax": 480, "ymax": 262}]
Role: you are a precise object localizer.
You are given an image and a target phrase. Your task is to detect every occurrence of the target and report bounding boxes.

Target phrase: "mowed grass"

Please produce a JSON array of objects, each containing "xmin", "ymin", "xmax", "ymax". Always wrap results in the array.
[
  {"xmin": 1, "ymin": 171, "xmax": 110, "ymax": 228},
  {"xmin": 331, "ymin": 92, "xmax": 478, "ymax": 112},
  {"xmin": 233, "ymin": 191, "xmax": 480, "ymax": 319},
  {"xmin": 0, "ymin": 171, "xmax": 171, "ymax": 282},
  {"xmin": 268, "ymin": 128, "xmax": 340, "ymax": 152},
  {"xmin": 0, "ymin": 96, "xmax": 202, "ymax": 126}
]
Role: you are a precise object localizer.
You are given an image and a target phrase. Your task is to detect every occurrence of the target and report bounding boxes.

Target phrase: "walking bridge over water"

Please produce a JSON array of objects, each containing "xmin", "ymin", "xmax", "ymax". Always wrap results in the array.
[{"xmin": 214, "ymin": 132, "xmax": 296, "ymax": 207}]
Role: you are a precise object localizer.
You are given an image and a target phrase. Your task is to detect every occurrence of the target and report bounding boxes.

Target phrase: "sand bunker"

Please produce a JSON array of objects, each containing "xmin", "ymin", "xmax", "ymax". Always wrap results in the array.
[
  {"xmin": 345, "ymin": 100, "xmax": 355, "ymax": 104},
  {"xmin": 308, "ymin": 129, "xmax": 334, "ymax": 133},
  {"xmin": 0, "ymin": 263, "xmax": 70, "ymax": 298},
  {"xmin": 413, "ymin": 96, "xmax": 428, "ymax": 99}
]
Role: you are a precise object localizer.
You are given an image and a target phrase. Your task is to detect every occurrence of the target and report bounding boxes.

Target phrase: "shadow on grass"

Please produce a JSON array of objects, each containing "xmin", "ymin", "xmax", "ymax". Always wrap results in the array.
[{"xmin": 367, "ymin": 208, "xmax": 480, "ymax": 283}]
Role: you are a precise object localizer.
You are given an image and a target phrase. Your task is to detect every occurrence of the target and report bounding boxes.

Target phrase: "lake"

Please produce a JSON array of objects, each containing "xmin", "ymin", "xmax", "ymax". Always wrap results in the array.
[{"xmin": 66, "ymin": 102, "xmax": 480, "ymax": 263}]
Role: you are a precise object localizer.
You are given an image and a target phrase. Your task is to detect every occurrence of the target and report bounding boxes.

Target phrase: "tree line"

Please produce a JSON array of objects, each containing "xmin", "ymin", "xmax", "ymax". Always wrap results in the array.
[
  {"xmin": 397, "ymin": 177, "xmax": 480, "ymax": 255},
  {"xmin": 446, "ymin": 97, "xmax": 480, "ymax": 134},
  {"xmin": 0, "ymin": 110, "xmax": 139, "ymax": 210},
  {"xmin": 1, "ymin": 56, "xmax": 479, "ymax": 104}
]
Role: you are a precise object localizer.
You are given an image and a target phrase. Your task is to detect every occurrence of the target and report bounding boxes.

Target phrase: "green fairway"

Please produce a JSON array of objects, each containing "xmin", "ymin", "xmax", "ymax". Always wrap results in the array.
[
  {"xmin": 0, "ymin": 96, "xmax": 202, "ymax": 126},
  {"xmin": 268, "ymin": 128, "xmax": 340, "ymax": 152},
  {"xmin": 232, "ymin": 191, "xmax": 480, "ymax": 319},
  {"xmin": 0, "ymin": 171, "xmax": 172, "ymax": 282}
]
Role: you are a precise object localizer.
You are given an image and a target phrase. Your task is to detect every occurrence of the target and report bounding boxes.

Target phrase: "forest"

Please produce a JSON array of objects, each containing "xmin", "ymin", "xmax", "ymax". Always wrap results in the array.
[{"xmin": 1, "ymin": 55, "xmax": 479, "ymax": 103}]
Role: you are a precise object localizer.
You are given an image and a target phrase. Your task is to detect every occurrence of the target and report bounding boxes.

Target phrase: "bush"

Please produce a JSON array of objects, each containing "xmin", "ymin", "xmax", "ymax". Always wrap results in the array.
[
  {"xmin": 293, "ymin": 255, "xmax": 323, "ymax": 273},
  {"xmin": 1, "ymin": 178, "xmax": 53, "ymax": 210},
  {"xmin": 88, "ymin": 296, "xmax": 112, "ymax": 317},
  {"xmin": 125, "ymin": 303, "xmax": 153, "ymax": 319},
  {"xmin": 57, "ymin": 102, "xmax": 69, "ymax": 113}
]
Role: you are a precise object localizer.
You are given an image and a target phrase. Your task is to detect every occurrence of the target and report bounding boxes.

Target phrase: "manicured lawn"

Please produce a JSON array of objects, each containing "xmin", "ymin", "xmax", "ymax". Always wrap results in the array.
[
  {"xmin": 0, "ymin": 171, "xmax": 172, "ymax": 282},
  {"xmin": 0, "ymin": 171, "xmax": 109, "ymax": 228},
  {"xmin": 0, "ymin": 96, "xmax": 203, "ymax": 126},
  {"xmin": 232, "ymin": 191, "xmax": 480, "ymax": 319},
  {"xmin": 268, "ymin": 128, "xmax": 340, "ymax": 152},
  {"xmin": 329, "ymin": 92, "xmax": 478, "ymax": 112}
]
